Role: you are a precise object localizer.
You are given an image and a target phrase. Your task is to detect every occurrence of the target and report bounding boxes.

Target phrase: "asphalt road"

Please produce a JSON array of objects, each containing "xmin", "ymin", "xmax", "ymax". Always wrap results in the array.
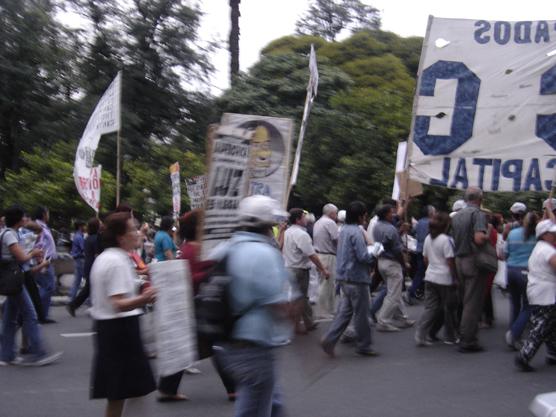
[{"xmin": 0, "ymin": 289, "xmax": 554, "ymax": 417}]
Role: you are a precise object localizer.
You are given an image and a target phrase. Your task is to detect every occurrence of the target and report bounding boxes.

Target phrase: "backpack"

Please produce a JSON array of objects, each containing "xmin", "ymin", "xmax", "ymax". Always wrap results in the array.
[
  {"xmin": 194, "ymin": 239, "xmax": 264, "ymax": 347},
  {"xmin": 194, "ymin": 252, "xmax": 236, "ymax": 344}
]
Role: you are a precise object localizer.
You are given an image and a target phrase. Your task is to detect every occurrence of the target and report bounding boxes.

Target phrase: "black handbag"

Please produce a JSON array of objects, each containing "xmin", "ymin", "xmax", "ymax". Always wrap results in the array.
[
  {"xmin": 473, "ymin": 241, "xmax": 498, "ymax": 273},
  {"xmin": 0, "ymin": 230, "xmax": 24, "ymax": 296}
]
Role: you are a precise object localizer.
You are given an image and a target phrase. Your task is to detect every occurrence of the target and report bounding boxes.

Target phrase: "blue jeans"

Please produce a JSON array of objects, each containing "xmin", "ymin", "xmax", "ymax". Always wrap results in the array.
[
  {"xmin": 1, "ymin": 288, "xmax": 45, "ymax": 361},
  {"xmin": 322, "ymin": 282, "xmax": 372, "ymax": 352},
  {"xmin": 408, "ymin": 253, "xmax": 425, "ymax": 298},
  {"xmin": 507, "ymin": 266, "xmax": 530, "ymax": 340},
  {"xmin": 220, "ymin": 345, "xmax": 283, "ymax": 417},
  {"xmin": 36, "ymin": 264, "xmax": 56, "ymax": 319},
  {"xmin": 70, "ymin": 258, "xmax": 84, "ymax": 301},
  {"xmin": 370, "ymin": 285, "xmax": 387, "ymax": 317}
]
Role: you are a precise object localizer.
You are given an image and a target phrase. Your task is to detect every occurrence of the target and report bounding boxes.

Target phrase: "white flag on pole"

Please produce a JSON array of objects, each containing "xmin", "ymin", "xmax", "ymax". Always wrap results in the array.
[
  {"xmin": 290, "ymin": 44, "xmax": 318, "ymax": 187},
  {"xmin": 73, "ymin": 72, "xmax": 122, "ymax": 212}
]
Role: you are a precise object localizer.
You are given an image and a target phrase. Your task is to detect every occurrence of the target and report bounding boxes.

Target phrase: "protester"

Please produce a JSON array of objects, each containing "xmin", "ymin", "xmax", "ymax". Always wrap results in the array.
[
  {"xmin": 321, "ymin": 201, "xmax": 378, "ymax": 357},
  {"xmin": 505, "ymin": 211, "xmax": 538, "ymax": 350},
  {"xmin": 69, "ymin": 220, "xmax": 86, "ymax": 302},
  {"xmin": 154, "ymin": 216, "xmax": 177, "ymax": 262},
  {"xmin": 67, "ymin": 217, "xmax": 101, "ymax": 317},
  {"xmin": 415, "ymin": 212, "xmax": 458, "ymax": 346},
  {"xmin": 374, "ymin": 204, "xmax": 415, "ymax": 331},
  {"xmin": 503, "ymin": 202, "xmax": 527, "ymax": 240},
  {"xmin": 33, "ymin": 206, "xmax": 58, "ymax": 323},
  {"xmin": 214, "ymin": 195, "xmax": 292, "ymax": 417},
  {"xmin": 0, "ymin": 205, "xmax": 62, "ymax": 366},
  {"xmin": 515, "ymin": 219, "xmax": 556, "ymax": 371},
  {"xmin": 451, "ymin": 187, "xmax": 489, "ymax": 353},
  {"xmin": 405, "ymin": 205, "xmax": 436, "ymax": 305},
  {"xmin": 480, "ymin": 212, "xmax": 501, "ymax": 329},
  {"xmin": 89, "ymin": 212, "xmax": 157, "ymax": 417},
  {"xmin": 313, "ymin": 203, "xmax": 339, "ymax": 319},
  {"xmin": 283, "ymin": 208, "xmax": 329, "ymax": 334}
]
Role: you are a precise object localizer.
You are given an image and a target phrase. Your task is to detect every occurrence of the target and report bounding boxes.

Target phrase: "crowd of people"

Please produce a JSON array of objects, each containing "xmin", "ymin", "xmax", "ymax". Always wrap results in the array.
[{"xmin": 1, "ymin": 186, "xmax": 556, "ymax": 417}]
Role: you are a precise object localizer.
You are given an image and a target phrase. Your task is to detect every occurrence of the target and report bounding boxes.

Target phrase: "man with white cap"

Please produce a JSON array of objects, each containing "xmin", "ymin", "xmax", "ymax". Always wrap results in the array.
[
  {"xmin": 515, "ymin": 219, "xmax": 556, "ymax": 371},
  {"xmin": 449, "ymin": 199, "xmax": 466, "ymax": 218},
  {"xmin": 502, "ymin": 202, "xmax": 527, "ymax": 240},
  {"xmin": 313, "ymin": 203, "xmax": 339, "ymax": 319},
  {"xmin": 213, "ymin": 195, "xmax": 292, "ymax": 415}
]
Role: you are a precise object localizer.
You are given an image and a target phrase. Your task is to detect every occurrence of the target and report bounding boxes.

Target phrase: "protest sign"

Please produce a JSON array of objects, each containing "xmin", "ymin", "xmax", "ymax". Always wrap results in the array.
[
  {"xmin": 408, "ymin": 17, "xmax": 556, "ymax": 192},
  {"xmin": 201, "ymin": 124, "xmax": 252, "ymax": 258},
  {"xmin": 392, "ymin": 142, "xmax": 422, "ymax": 200},
  {"xmin": 149, "ymin": 260, "xmax": 197, "ymax": 377},
  {"xmin": 185, "ymin": 175, "xmax": 207, "ymax": 209},
  {"xmin": 73, "ymin": 72, "xmax": 121, "ymax": 211},
  {"xmin": 290, "ymin": 44, "xmax": 319, "ymax": 189},
  {"xmin": 169, "ymin": 162, "xmax": 181, "ymax": 217},
  {"xmin": 221, "ymin": 113, "xmax": 293, "ymax": 207}
]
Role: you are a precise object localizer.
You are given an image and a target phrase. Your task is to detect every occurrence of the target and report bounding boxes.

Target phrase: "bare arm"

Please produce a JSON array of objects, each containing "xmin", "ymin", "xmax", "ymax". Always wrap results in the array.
[
  {"xmin": 164, "ymin": 249, "xmax": 175, "ymax": 260},
  {"xmin": 549, "ymin": 254, "xmax": 556, "ymax": 273},
  {"xmin": 447, "ymin": 257, "xmax": 458, "ymax": 284},
  {"xmin": 309, "ymin": 254, "xmax": 330, "ymax": 278},
  {"xmin": 8, "ymin": 244, "xmax": 43, "ymax": 263}
]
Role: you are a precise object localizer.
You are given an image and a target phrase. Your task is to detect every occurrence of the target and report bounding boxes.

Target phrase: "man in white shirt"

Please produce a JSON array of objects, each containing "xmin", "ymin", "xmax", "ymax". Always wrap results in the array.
[
  {"xmin": 515, "ymin": 219, "xmax": 556, "ymax": 371},
  {"xmin": 283, "ymin": 208, "xmax": 329, "ymax": 333},
  {"xmin": 313, "ymin": 203, "xmax": 339, "ymax": 319}
]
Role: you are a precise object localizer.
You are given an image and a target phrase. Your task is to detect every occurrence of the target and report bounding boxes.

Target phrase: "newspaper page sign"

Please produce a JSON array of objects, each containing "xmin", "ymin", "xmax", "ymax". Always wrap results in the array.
[
  {"xmin": 149, "ymin": 260, "xmax": 197, "ymax": 377},
  {"xmin": 408, "ymin": 17, "xmax": 556, "ymax": 192},
  {"xmin": 73, "ymin": 72, "xmax": 121, "ymax": 211},
  {"xmin": 169, "ymin": 162, "xmax": 181, "ymax": 217},
  {"xmin": 201, "ymin": 125, "xmax": 252, "ymax": 258},
  {"xmin": 221, "ymin": 113, "xmax": 293, "ymax": 207},
  {"xmin": 185, "ymin": 175, "xmax": 207, "ymax": 209}
]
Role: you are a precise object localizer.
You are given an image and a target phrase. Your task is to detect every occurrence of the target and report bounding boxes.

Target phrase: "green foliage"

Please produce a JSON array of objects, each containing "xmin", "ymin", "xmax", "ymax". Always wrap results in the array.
[
  {"xmin": 295, "ymin": 0, "xmax": 381, "ymax": 41},
  {"xmin": 0, "ymin": 141, "xmax": 116, "ymax": 226}
]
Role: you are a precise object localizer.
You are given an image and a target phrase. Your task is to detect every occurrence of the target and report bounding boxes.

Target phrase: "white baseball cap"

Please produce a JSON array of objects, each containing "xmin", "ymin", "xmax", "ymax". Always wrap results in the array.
[
  {"xmin": 238, "ymin": 195, "xmax": 288, "ymax": 227},
  {"xmin": 452, "ymin": 200, "xmax": 466, "ymax": 212},
  {"xmin": 509, "ymin": 202, "xmax": 527, "ymax": 214},
  {"xmin": 535, "ymin": 219, "xmax": 556, "ymax": 238},
  {"xmin": 337, "ymin": 210, "xmax": 346, "ymax": 223}
]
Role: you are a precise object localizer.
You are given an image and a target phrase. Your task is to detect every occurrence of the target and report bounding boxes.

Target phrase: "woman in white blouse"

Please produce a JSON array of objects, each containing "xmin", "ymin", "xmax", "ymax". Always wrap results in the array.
[{"xmin": 90, "ymin": 212, "xmax": 157, "ymax": 417}]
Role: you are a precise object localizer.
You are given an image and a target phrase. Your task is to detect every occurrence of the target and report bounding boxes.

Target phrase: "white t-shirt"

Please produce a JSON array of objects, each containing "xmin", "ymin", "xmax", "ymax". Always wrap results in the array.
[
  {"xmin": 90, "ymin": 247, "xmax": 143, "ymax": 320},
  {"xmin": 527, "ymin": 240, "xmax": 556, "ymax": 306},
  {"xmin": 423, "ymin": 234, "xmax": 455, "ymax": 286},
  {"xmin": 1, "ymin": 229, "xmax": 18, "ymax": 261},
  {"xmin": 283, "ymin": 225, "xmax": 315, "ymax": 269},
  {"xmin": 366, "ymin": 215, "xmax": 378, "ymax": 244}
]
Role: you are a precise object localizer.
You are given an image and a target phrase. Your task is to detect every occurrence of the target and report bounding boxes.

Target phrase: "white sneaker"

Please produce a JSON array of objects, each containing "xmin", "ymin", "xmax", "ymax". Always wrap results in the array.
[
  {"xmin": 184, "ymin": 366, "xmax": 201, "ymax": 375},
  {"xmin": 21, "ymin": 351, "xmax": 63, "ymax": 367},
  {"xmin": 376, "ymin": 323, "xmax": 401, "ymax": 332},
  {"xmin": 0, "ymin": 356, "xmax": 23, "ymax": 366}
]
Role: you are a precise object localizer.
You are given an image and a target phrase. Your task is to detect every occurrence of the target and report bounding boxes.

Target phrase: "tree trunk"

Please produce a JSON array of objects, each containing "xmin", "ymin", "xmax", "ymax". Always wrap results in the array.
[{"xmin": 229, "ymin": 0, "xmax": 240, "ymax": 87}]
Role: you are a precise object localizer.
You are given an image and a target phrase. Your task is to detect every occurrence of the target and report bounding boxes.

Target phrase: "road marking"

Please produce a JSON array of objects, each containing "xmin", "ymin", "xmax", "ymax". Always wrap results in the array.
[{"xmin": 60, "ymin": 332, "xmax": 96, "ymax": 338}]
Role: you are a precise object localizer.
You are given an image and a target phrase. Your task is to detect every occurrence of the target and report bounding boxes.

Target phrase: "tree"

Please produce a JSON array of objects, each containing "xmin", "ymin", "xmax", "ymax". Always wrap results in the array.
[
  {"xmin": 229, "ymin": 0, "xmax": 241, "ymax": 86},
  {"xmin": 219, "ymin": 31, "xmax": 417, "ymax": 212},
  {"xmin": 0, "ymin": 0, "xmax": 79, "ymax": 178},
  {"xmin": 295, "ymin": 0, "xmax": 381, "ymax": 41}
]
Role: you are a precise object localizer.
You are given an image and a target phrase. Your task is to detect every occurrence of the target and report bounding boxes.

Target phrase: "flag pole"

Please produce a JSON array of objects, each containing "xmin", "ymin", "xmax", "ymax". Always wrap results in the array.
[
  {"xmin": 116, "ymin": 70, "xmax": 123, "ymax": 207},
  {"xmin": 116, "ymin": 130, "xmax": 121, "ymax": 207}
]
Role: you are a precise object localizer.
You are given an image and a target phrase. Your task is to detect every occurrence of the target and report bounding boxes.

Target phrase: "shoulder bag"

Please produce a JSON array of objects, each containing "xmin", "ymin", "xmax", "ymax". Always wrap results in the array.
[{"xmin": 0, "ymin": 230, "xmax": 25, "ymax": 296}]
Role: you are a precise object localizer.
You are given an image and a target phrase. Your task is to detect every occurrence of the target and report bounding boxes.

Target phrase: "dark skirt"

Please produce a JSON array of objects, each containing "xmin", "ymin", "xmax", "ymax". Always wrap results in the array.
[{"xmin": 91, "ymin": 315, "xmax": 156, "ymax": 400}]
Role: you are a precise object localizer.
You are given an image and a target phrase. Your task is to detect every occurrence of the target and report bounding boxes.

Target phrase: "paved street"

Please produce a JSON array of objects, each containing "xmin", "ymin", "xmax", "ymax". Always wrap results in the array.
[{"xmin": 0, "ymin": 289, "xmax": 554, "ymax": 417}]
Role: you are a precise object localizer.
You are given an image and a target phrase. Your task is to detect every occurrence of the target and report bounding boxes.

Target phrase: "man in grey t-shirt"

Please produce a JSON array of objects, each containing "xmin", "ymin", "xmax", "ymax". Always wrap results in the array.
[
  {"xmin": 451, "ymin": 187, "xmax": 489, "ymax": 352},
  {"xmin": 373, "ymin": 204, "xmax": 415, "ymax": 331}
]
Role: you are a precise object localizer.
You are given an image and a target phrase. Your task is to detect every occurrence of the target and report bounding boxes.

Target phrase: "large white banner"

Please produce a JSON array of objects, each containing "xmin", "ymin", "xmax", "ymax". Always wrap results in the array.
[
  {"xmin": 408, "ymin": 18, "xmax": 556, "ymax": 192},
  {"xmin": 201, "ymin": 125, "xmax": 252, "ymax": 258},
  {"xmin": 73, "ymin": 72, "xmax": 121, "ymax": 211},
  {"xmin": 221, "ymin": 113, "xmax": 293, "ymax": 207},
  {"xmin": 149, "ymin": 260, "xmax": 197, "ymax": 377}
]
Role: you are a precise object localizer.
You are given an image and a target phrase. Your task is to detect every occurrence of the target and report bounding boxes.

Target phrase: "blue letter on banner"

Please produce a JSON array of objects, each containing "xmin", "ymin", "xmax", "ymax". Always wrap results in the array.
[
  {"xmin": 414, "ymin": 61, "xmax": 481, "ymax": 155},
  {"xmin": 536, "ymin": 65, "xmax": 556, "ymax": 150}
]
